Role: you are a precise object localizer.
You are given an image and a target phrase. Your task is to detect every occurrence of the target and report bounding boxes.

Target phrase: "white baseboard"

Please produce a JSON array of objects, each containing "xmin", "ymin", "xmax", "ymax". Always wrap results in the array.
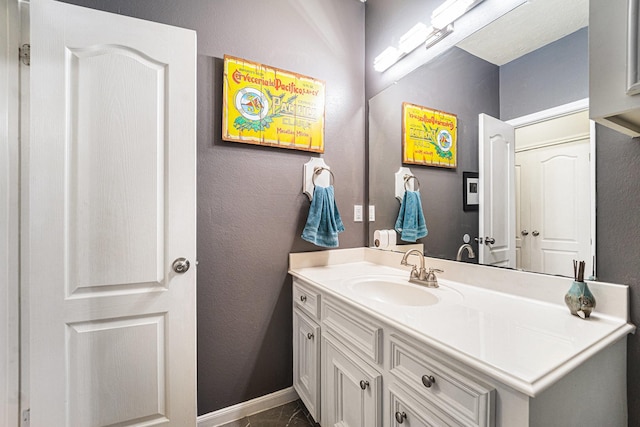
[{"xmin": 197, "ymin": 387, "xmax": 299, "ymax": 427}]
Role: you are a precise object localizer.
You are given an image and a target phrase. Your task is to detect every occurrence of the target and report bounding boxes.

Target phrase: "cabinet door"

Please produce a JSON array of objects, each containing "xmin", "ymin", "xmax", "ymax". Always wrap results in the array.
[
  {"xmin": 322, "ymin": 335, "xmax": 382, "ymax": 427},
  {"xmin": 293, "ymin": 308, "xmax": 321, "ymax": 422}
]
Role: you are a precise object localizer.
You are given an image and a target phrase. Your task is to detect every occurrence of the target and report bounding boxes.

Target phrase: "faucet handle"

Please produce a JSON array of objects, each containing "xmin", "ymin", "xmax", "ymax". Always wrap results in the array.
[
  {"xmin": 425, "ymin": 268, "xmax": 443, "ymax": 288},
  {"xmin": 410, "ymin": 265, "xmax": 420, "ymax": 279}
]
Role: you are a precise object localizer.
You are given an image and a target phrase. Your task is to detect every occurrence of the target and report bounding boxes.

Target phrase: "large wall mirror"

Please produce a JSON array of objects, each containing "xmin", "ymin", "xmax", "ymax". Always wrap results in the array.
[{"xmin": 368, "ymin": 0, "xmax": 593, "ymax": 278}]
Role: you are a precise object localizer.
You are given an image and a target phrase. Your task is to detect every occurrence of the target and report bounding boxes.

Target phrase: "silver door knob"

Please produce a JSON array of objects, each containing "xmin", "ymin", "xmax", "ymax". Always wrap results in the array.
[
  {"xmin": 422, "ymin": 374, "xmax": 435, "ymax": 388},
  {"xmin": 521, "ymin": 230, "xmax": 529, "ymax": 236},
  {"xmin": 474, "ymin": 237, "xmax": 483, "ymax": 244},
  {"xmin": 532, "ymin": 230, "xmax": 540, "ymax": 237},
  {"xmin": 485, "ymin": 237, "xmax": 496, "ymax": 245},
  {"xmin": 395, "ymin": 412, "xmax": 407, "ymax": 423},
  {"xmin": 172, "ymin": 257, "xmax": 190, "ymax": 273},
  {"xmin": 359, "ymin": 380, "xmax": 369, "ymax": 390}
]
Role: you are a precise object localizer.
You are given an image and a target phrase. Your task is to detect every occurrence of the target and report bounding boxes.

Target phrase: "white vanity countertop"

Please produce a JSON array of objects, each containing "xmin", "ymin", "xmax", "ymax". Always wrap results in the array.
[{"xmin": 289, "ymin": 259, "xmax": 635, "ymax": 397}]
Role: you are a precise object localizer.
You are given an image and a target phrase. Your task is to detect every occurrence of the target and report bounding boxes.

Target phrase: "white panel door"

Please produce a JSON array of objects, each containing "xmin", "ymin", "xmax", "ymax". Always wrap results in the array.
[
  {"xmin": 478, "ymin": 114, "xmax": 516, "ymax": 268},
  {"xmin": 29, "ymin": 1, "xmax": 196, "ymax": 426},
  {"xmin": 526, "ymin": 141, "xmax": 591, "ymax": 276}
]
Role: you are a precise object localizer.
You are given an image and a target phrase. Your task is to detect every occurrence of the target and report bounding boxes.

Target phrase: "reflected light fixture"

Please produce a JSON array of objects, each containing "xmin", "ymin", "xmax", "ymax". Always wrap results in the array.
[
  {"xmin": 373, "ymin": 46, "xmax": 402, "ymax": 72},
  {"xmin": 431, "ymin": 0, "xmax": 485, "ymax": 30}
]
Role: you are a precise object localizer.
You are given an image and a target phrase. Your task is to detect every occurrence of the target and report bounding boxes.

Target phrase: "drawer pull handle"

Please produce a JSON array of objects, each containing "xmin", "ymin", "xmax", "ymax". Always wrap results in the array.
[
  {"xmin": 395, "ymin": 411, "xmax": 407, "ymax": 423},
  {"xmin": 300, "ymin": 295, "xmax": 307, "ymax": 303},
  {"xmin": 421, "ymin": 374, "xmax": 436, "ymax": 388},
  {"xmin": 359, "ymin": 380, "xmax": 369, "ymax": 390},
  {"xmin": 307, "ymin": 332, "xmax": 314, "ymax": 340}
]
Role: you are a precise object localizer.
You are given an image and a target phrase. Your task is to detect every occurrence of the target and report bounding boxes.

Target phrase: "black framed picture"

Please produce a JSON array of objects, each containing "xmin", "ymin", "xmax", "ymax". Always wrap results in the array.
[{"xmin": 463, "ymin": 172, "xmax": 479, "ymax": 211}]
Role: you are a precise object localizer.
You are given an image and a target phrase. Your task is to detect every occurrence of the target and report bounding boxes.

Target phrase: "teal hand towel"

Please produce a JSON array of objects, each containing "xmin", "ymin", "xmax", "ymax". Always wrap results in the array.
[
  {"xmin": 302, "ymin": 185, "xmax": 345, "ymax": 248},
  {"xmin": 394, "ymin": 190, "xmax": 428, "ymax": 242}
]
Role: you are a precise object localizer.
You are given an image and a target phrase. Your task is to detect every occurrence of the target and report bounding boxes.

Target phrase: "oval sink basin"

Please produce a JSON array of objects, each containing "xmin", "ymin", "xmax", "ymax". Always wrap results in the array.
[{"xmin": 346, "ymin": 277, "xmax": 440, "ymax": 307}]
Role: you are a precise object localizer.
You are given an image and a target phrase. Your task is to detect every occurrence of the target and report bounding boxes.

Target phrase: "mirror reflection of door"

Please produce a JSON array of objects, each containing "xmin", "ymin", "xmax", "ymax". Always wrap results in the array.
[
  {"xmin": 478, "ymin": 114, "xmax": 516, "ymax": 268},
  {"xmin": 514, "ymin": 110, "xmax": 592, "ymax": 277}
]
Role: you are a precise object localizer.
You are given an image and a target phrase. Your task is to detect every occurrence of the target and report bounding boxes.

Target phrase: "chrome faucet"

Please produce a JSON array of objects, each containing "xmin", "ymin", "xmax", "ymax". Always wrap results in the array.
[
  {"xmin": 456, "ymin": 243, "xmax": 476, "ymax": 261},
  {"xmin": 400, "ymin": 249, "xmax": 442, "ymax": 288}
]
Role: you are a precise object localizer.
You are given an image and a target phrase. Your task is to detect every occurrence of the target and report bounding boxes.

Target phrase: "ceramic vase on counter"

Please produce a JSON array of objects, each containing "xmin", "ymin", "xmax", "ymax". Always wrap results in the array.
[{"xmin": 564, "ymin": 280, "xmax": 596, "ymax": 319}]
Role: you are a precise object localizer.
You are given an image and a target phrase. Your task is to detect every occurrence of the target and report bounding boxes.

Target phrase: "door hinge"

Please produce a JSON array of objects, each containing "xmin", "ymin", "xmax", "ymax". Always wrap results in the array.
[
  {"xmin": 21, "ymin": 408, "xmax": 30, "ymax": 427},
  {"xmin": 19, "ymin": 44, "xmax": 30, "ymax": 66}
]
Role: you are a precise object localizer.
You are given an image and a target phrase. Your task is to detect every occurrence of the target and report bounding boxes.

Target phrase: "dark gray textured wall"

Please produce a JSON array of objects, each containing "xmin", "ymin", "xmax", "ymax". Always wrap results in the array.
[
  {"xmin": 595, "ymin": 125, "xmax": 640, "ymax": 425},
  {"xmin": 499, "ymin": 27, "xmax": 589, "ymax": 121},
  {"xmin": 369, "ymin": 48, "xmax": 499, "ymax": 259},
  {"xmin": 58, "ymin": 0, "xmax": 366, "ymax": 415}
]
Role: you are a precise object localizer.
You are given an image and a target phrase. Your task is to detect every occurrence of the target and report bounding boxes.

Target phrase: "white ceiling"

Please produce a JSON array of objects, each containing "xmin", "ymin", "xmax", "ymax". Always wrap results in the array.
[{"xmin": 456, "ymin": 0, "xmax": 588, "ymax": 66}]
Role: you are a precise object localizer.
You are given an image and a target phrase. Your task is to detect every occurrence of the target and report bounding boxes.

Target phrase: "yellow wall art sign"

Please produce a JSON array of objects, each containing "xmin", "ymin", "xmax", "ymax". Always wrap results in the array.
[
  {"xmin": 223, "ymin": 55, "xmax": 326, "ymax": 153},
  {"xmin": 402, "ymin": 102, "xmax": 457, "ymax": 168}
]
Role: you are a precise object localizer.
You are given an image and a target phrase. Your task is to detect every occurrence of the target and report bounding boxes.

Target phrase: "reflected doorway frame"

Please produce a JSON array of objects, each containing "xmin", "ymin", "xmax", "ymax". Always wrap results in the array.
[{"xmin": 506, "ymin": 98, "xmax": 596, "ymax": 278}]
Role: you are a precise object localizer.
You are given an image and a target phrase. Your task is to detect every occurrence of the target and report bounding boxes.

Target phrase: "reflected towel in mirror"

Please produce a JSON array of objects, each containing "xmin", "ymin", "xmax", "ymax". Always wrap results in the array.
[
  {"xmin": 302, "ymin": 185, "xmax": 344, "ymax": 248},
  {"xmin": 395, "ymin": 190, "xmax": 427, "ymax": 242}
]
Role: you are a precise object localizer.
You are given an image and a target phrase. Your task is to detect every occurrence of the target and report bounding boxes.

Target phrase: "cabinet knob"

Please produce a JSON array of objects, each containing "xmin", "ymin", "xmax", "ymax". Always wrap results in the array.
[
  {"xmin": 395, "ymin": 411, "xmax": 407, "ymax": 423},
  {"xmin": 359, "ymin": 380, "xmax": 369, "ymax": 390},
  {"xmin": 532, "ymin": 230, "xmax": 540, "ymax": 237},
  {"xmin": 300, "ymin": 295, "xmax": 307, "ymax": 302},
  {"xmin": 307, "ymin": 332, "xmax": 314, "ymax": 340},
  {"xmin": 421, "ymin": 374, "xmax": 436, "ymax": 388},
  {"xmin": 484, "ymin": 237, "xmax": 496, "ymax": 245},
  {"xmin": 521, "ymin": 229, "xmax": 529, "ymax": 236}
]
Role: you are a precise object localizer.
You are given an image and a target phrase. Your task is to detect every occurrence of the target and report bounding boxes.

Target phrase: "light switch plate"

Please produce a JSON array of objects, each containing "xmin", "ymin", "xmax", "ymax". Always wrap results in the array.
[{"xmin": 354, "ymin": 205, "xmax": 363, "ymax": 222}]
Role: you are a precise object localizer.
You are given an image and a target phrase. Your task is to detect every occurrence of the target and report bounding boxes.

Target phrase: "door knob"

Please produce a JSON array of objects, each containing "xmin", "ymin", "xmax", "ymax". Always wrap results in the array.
[
  {"xmin": 521, "ymin": 230, "xmax": 529, "ymax": 236},
  {"xmin": 484, "ymin": 237, "xmax": 495, "ymax": 245},
  {"xmin": 172, "ymin": 257, "xmax": 190, "ymax": 273},
  {"xmin": 532, "ymin": 230, "xmax": 540, "ymax": 237}
]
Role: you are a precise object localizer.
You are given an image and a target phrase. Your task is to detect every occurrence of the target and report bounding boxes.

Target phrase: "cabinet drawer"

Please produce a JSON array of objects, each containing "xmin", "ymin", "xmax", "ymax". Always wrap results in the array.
[
  {"xmin": 293, "ymin": 279, "xmax": 320, "ymax": 320},
  {"xmin": 389, "ymin": 383, "xmax": 458, "ymax": 427},
  {"xmin": 322, "ymin": 298, "xmax": 383, "ymax": 365},
  {"xmin": 389, "ymin": 334, "xmax": 495, "ymax": 427}
]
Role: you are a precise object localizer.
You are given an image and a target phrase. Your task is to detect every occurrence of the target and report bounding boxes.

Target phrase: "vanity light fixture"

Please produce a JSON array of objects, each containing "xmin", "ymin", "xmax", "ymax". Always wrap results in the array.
[
  {"xmin": 373, "ymin": 0, "xmax": 485, "ymax": 72},
  {"xmin": 399, "ymin": 22, "xmax": 431, "ymax": 53},
  {"xmin": 431, "ymin": 0, "xmax": 485, "ymax": 30},
  {"xmin": 373, "ymin": 46, "xmax": 402, "ymax": 72}
]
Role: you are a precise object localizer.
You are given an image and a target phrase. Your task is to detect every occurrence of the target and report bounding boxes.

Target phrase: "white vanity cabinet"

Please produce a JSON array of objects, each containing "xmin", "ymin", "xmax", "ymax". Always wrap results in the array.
[
  {"xmin": 290, "ymin": 251, "xmax": 633, "ymax": 427},
  {"xmin": 590, "ymin": 0, "xmax": 640, "ymax": 136},
  {"xmin": 294, "ymin": 276, "xmax": 496, "ymax": 427},
  {"xmin": 293, "ymin": 280, "xmax": 321, "ymax": 422}
]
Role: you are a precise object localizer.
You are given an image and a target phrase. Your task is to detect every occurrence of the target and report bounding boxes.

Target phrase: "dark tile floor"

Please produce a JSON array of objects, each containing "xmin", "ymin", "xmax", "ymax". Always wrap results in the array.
[{"xmin": 218, "ymin": 399, "xmax": 319, "ymax": 427}]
